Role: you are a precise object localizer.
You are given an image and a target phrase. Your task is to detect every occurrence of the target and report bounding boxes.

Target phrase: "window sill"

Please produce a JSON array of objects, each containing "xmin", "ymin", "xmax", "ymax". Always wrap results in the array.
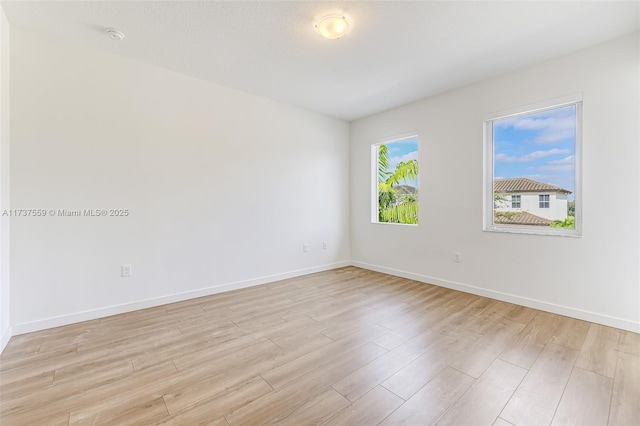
[
  {"xmin": 484, "ymin": 225, "xmax": 581, "ymax": 237},
  {"xmin": 372, "ymin": 222, "xmax": 418, "ymax": 227}
]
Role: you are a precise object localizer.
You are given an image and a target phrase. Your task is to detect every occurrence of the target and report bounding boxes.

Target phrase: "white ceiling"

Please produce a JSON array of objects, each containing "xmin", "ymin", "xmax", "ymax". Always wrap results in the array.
[{"xmin": 2, "ymin": 1, "xmax": 639, "ymax": 121}]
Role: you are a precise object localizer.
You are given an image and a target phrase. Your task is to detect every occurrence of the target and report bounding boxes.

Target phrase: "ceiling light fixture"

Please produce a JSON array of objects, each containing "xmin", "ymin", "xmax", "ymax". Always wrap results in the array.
[
  {"xmin": 315, "ymin": 15, "xmax": 349, "ymax": 40},
  {"xmin": 106, "ymin": 28, "xmax": 125, "ymax": 41}
]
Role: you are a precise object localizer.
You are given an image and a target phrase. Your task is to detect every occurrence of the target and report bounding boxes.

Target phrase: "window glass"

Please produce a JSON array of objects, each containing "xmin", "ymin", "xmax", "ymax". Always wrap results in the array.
[
  {"xmin": 373, "ymin": 137, "xmax": 419, "ymax": 225},
  {"xmin": 485, "ymin": 97, "xmax": 581, "ymax": 236}
]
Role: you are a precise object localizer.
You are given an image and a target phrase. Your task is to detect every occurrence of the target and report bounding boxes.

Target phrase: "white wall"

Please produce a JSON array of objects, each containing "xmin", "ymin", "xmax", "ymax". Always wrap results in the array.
[
  {"xmin": 0, "ymin": 8, "xmax": 11, "ymax": 351},
  {"xmin": 351, "ymin": 32, "xmax": 640, "ymax": 332},
  {"xmin": 498, "ymin": 192, "xmax": 568, "ymax": 221},
  {"xmin": 523, "ymin": 193, "xmax": 562, "ymax": 221},
  {"xmin": 553, "ymin": 193, "xmax": 568, "ymax": 221},
  {"xmin": 9, "ymin": 27, "xmax": 350, "ymax": 334},
  {"xmin": 4, "ymin": 24, "xmax": 638, "ymax": 340}
]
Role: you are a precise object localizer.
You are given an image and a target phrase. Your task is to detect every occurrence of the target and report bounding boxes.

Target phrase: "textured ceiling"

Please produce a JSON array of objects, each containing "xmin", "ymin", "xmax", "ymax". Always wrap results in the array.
[{"xmin": 2, "ymin": 1, "xmax": 639, "ymax": 121}]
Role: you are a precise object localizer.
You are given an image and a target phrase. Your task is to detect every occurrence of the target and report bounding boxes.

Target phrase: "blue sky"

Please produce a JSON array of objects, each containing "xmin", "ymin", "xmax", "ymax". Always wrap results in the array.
[
  {"xmin": 386, "ymin": 137, "xmax": 418, "ymax": 188},
  {"xmin": 494, "ymin": 105, "xmax": 576, "ymax": 200}
]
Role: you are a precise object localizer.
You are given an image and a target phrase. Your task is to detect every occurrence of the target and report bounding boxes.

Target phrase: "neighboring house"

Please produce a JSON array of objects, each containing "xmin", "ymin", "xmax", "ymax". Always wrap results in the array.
[
  {"xmin": 494, "ymin": 177, "xmax": 571, "ymax": 223},
  {"xmin": 493, "ymin": 210, "xmax": 552, "ymax": 226}
]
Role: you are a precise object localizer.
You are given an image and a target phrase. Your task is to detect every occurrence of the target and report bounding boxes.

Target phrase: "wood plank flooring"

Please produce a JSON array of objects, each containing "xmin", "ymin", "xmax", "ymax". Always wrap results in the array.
[{"xmin": 1, "ymin": 267, "xmax": 638, "ymax": 425}]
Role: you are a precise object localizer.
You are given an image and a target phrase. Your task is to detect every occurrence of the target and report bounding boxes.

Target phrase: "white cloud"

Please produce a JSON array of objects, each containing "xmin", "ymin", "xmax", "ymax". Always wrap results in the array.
[
  {"xmin": 536, "ymin": 164, "xmax": 574, "ymax": 172},
  {"xmin": 508, "ymin": 116, "xmax": 573, "ymax": 131},
  {"xmin": 494, "ymin": 153, "xmax": 511, "ymax": 162},
  {"xmin": 523, "ymin": 173, "xmax": 552, "ymax": 181},
  {"xmin": 534, "ymin": 127, "xmax": 575, "ymax": 144},
  {"xmin": 547, "ymin": 155, "xmax": 574, "ymax": 165},
  {"xmin": 497, "ymin": 106, "xmax": 575, "ymax": 144},
  {"xmin": 389, "ymin": 151, "xmax": 418, "ymax": 169},
  {"xmin": 495, "ymin": 148, "xmax": 570, "ymax": 163},
  {"xmin": 526, "ymin": 155, "xmax": 575, "ymax": 172}
]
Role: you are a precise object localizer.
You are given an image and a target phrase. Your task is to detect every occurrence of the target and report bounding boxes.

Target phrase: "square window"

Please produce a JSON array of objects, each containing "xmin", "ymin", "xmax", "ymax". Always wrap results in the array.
[{"xmin": 539, "ymin": 194, "xmax": 550, "ymax": 208}]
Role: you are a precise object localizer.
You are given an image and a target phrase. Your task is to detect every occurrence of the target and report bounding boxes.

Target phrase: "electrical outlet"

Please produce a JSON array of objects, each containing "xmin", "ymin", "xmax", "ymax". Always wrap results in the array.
[
  {"xmin": 122, "ymin": 264, "xmax": 132, "ymax": 277},
  {"xmin": 323, "ymin": 241, "xmax": 328, "ymax": 250},
  {"xmin": 453, "ymin": 252, "xmax": 461, "ymax": 263},
  {"xmin": 303, "ymin": 243, "xmax": 309, "ymax": 253}
]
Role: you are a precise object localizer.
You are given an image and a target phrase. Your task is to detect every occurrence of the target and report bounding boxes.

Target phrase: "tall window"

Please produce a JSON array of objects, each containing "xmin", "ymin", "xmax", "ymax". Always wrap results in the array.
[
  {"xmin": 372, "ymin": 136, "xmax": 419, "ymax": 225},
  {"xmin": 484, "ymin": 95, "xmax": 582, "ymax": 236}
]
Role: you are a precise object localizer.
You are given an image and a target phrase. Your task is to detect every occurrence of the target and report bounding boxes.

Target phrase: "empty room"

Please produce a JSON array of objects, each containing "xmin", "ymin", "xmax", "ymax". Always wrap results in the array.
[{"xmin": 0, "ymin": 1, "xmax": 639, "ymax": 425}]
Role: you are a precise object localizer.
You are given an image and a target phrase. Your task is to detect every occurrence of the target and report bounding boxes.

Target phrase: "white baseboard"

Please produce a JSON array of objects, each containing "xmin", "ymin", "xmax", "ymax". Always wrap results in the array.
[
  {"xmin": 11, "ymin": 259, "xmax": 639, "ymax": 336},
  {"xmin": 12, "ymin": 261, "xmax": 350, "ymax": 335},
  {"xmin": 0, "ymin": 326, "xmax": 11, "ymax": 354},
  {"xmin": 352, "ymin": 260, "xmax": 640, "ymax": 333}
]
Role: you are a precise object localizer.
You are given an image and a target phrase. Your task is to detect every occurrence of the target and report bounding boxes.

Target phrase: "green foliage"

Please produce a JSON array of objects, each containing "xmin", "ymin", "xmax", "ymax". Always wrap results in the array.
[
  {"xmin": 493, "ymin": 193, "xmax": 514, "ymax": 222},
  {"xmin": 378, "ymin": 181, "xmax": 396, "ymax": 211},
  {"xmin": 377, "ymin": 144, "xmax": 391, "ymax": 182},
  {"xmin": 567, "ymin": 201, "xmax": 575, "ymax": 217},
  {"xmin": 387, "ymin": 160, "xmax": 418, "ymax": 186},
  {"xmin": 379, "ymin": 200, "xmax": 418, "ymax": 224},
  {"xmin": 551, "ymin": 217, "xmax": 575, "ymax": 229},
  {"xmin": 494, "ymin": 192, "xmax": 508, "ymax": 208},
  {"xmin": 377, "ymin": 144, "xmax": 418, "ymax": 224},
  {"xmin": 494, "ymin": 211, "xmax": 516, "ymax": 221}
]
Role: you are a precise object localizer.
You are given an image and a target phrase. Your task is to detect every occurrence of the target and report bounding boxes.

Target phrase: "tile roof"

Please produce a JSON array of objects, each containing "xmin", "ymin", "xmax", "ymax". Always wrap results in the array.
[
  {"xmin": 494, "ymin": 211, "xmax": 552, "ymax": 226},
  {"xmin": 494, "ymin": 177, "xmax": 571, "ymax": 194}
]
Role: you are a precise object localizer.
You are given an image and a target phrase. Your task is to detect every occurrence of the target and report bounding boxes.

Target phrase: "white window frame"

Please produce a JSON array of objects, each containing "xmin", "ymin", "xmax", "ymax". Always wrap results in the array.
[
  {"xmin": 511, "ymin": 194, "xmax": 521, "ymax": 209},
  {"xmin": 483, "ymin": 94, "xmax": 582, "ymax": 237},
  {"xmin": 539, "ymin": 194, "xmax": 550, "ymax": 209},
  {"xmin": 371, "ymin": 133, "xmax": 420, "ymax": 226}
]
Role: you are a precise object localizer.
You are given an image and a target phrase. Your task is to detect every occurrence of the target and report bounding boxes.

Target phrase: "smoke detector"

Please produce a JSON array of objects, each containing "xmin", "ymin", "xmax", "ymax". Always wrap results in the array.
[{"xmin": 106, "ymin": 28, "xmax": 125, "ymax": 41}]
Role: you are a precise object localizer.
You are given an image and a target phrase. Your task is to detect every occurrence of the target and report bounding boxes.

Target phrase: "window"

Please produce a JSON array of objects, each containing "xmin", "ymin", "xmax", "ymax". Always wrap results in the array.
[
  {"xmin": 372, "ymin": 136, "xmax": 419, "ymax": 225},
  {"xmin": 484, "ymin": 95, "xmax": 582, "ymax": 236},
  {"xmin": 539, "ymin": 194, "xmax": 550, "ymax": 208}
]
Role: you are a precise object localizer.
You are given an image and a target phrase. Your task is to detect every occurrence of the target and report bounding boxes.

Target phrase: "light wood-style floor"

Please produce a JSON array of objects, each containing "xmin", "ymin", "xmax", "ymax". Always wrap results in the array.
[{"xmin": 1, "ymin": 267, "xmax": 639, "ymax": 425}]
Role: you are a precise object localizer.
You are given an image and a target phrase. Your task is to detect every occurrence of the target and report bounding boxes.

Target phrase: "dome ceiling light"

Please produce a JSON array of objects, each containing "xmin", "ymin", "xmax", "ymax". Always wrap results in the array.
[{"xmin": 315, "ymin": 15, "xmax": 349, "ymax": 40}]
